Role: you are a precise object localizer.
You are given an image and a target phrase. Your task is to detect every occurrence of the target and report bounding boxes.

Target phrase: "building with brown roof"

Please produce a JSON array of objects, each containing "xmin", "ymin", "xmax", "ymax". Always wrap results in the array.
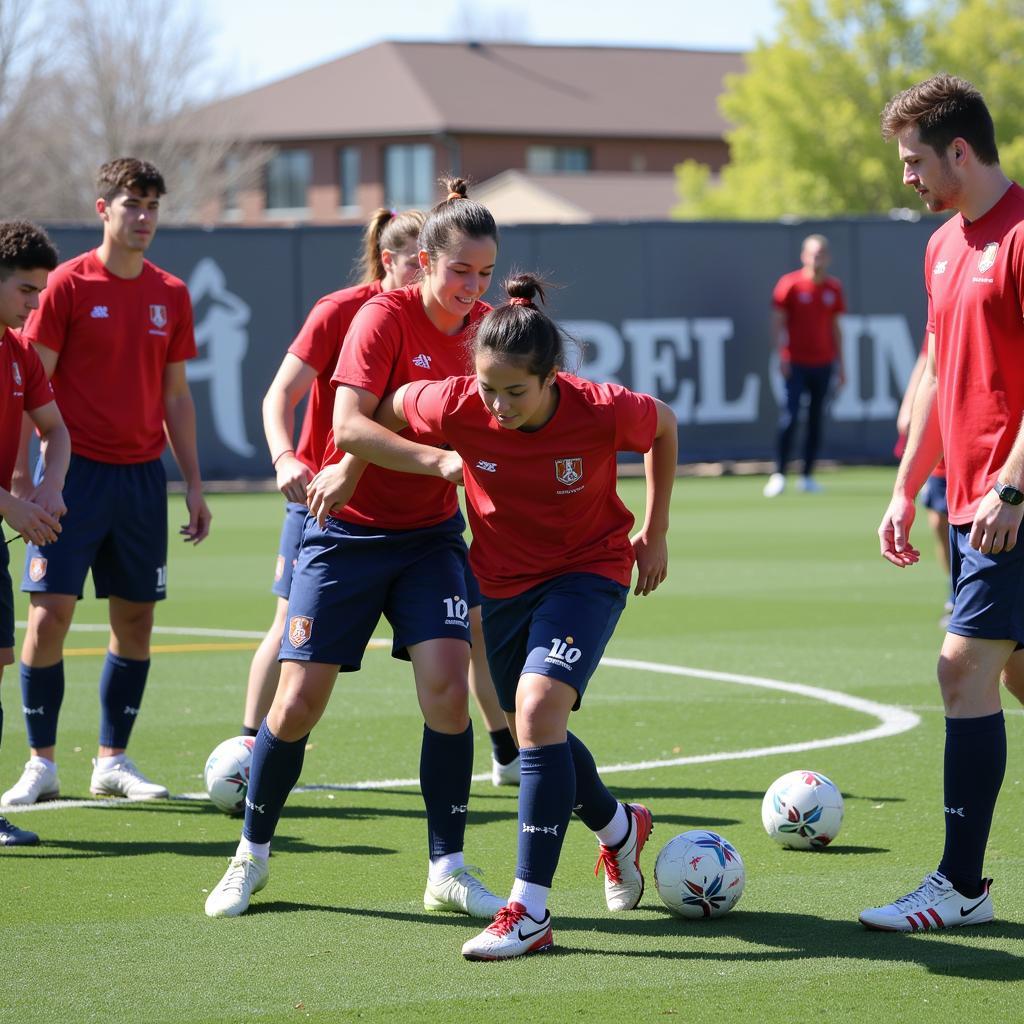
[{"xmin": 187, "ymin": 40, "xmax": 743, "ymax": 224}]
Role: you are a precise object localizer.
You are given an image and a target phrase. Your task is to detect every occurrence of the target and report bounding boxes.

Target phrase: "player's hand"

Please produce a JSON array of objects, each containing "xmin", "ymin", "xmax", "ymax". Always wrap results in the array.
[
  {"xmin": 181, "ymin": 486, "xmax": 212, "ymax": 544},
  {"xmin": 969, "ymin": 489, "xmax": 1024, "ymax": 555},
  {"xmin": 630, "ymin": 528, "xmax": 668, "ymax": 596},
  {"xmin": 878, "ymin": 492, "xmax": 920, "ymax": 567},
  {"xmin": 436, "ymin": 450, "xmax": 464, "ymax": 486},
  {"xmin": 28, "ymin": 480, "xmax": 67, "ymax": 521},
  {"xmin": 307, "ymin": 463, "xmax": 356, "ymax": 528},
  {"xmin": 276, "ymin": 454, "xmax": 313, "ymax": 504},
  {"xmin": 6, "ymin": 497, "xmax": 61, "ymax": 547}
]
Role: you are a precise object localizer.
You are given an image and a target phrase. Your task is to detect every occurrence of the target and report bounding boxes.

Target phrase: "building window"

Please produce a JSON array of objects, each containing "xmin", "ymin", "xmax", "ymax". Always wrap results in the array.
[
  {"xmin": 385, "ymin": 144, "xmax": 435, "ymax": 207},
  {"xmin": 527, "ymin": 145, "xmax": 591, "ymax": 173},
  {"xmin": 265, "ymin": 149, "xmax": 311, "ymax": 211},
  {"xmin": 339, "ymin": 146, "xmax": 361, "ymax": 210}
]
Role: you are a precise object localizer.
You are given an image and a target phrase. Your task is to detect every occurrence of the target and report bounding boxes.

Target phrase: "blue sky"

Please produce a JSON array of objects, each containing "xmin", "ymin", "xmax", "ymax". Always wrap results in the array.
[{"xmin": 206, "ymin": 0, "xmax": 780, "ymax": 92}]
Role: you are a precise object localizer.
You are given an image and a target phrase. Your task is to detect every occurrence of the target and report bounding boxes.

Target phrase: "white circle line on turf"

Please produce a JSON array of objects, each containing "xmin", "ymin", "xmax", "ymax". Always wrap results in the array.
[{"xmin": 1, "ymin": 654, "xmax": 920, "ymax": 814}]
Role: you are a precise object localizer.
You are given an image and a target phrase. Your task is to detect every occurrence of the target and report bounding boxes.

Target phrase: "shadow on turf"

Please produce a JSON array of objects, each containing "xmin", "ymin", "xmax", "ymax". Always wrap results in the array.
[{"xmin": 9, "ymin": 835, "xmax": 399, "ymax": 859}]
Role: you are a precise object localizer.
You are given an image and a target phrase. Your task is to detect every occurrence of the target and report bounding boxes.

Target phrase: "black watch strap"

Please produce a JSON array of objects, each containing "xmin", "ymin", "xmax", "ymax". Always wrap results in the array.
[{"xmin": 993, "ymin": 481, "xmax": 1024, "ymax": 505}]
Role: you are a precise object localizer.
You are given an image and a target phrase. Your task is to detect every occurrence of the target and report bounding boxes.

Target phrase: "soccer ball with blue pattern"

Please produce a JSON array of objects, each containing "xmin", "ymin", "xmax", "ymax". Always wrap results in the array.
[
  {"xmin": 204, "ymin": 736, "xmax": 255, "ymax": 815},
  {"xmin": 762, "ymin": 770, "xmax": 844, "ymax": 849},
  {"xmin": 654, "ymin": 830, "xmax": 746, "ymax": 919}
]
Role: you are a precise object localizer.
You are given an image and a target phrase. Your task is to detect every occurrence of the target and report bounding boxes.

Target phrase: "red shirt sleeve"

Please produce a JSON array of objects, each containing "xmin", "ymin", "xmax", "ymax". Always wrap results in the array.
[
  {"xmin": 772, "ymin": 273, "xmax": 793, "ymax": 310},
  {"xmin": 331, "ymin": 298, "xmax": 402, "ymax": 398},
  {"xmin": 403, "ymin": 379, "xmax": 453, "ymax": 440},
  {"xmin": 289, "ymin": 298, "xmax": 345, "ymax": 373},
  {"xmin": 21, "ymin": 271, "xmax": 73, "ymax": 354},
  {"xmin": 21, "ymin": 339, "xmax": 54, "ymax": 412},
  {"xmin": 610, "ymin": 386, "xmax": 659, "ymax": 453},
  {"xmin": 167, "ymin": 284, "xmax": 197, "ymax": 363}
]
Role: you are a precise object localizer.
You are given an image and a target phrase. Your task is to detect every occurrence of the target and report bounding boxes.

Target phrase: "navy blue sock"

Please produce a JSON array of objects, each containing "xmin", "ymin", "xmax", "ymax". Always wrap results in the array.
[
  {"xmin": 516, "ymin": 742, "xmax": 575, "ymax": 887},
  {"xmin": 20, "ymin": 661, "xmax": 64, "ymax": 749},
  {"xmin": 420, "ymin": 723, "xmax": 473, "ymax": 858},
  {"xmin": 240, "ymin": 725, "xmax": 259, "ymax": 737},
  {"xmin": 242, "ymin": 720, "xmax": 308, "ymax": 844},
  {"xmin": 567, "ymin": 731, "xmax": 618, "ymax": 832},
  {"xmin": 98, "ymin": 653, "xmax": 150, "ymax": 748},
  {"xmin": 938, "ymin": 711, "xmax": 1006, "ymax": 897},
  {"xmin": 489, "ymin": 727, "xmax": 519, "ymax": 766}
]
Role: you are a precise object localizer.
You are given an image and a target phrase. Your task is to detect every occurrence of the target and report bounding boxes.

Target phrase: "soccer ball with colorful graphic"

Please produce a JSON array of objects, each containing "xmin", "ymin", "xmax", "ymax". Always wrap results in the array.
[
  {"xmin": 761, "ymin": 770, "xmax": 844, "ymax": 849},
  {"xmin": 654, "ymin": 829, "xmax": 746, "ymax": 919},
  {"xmin": 204, "ymin": 736, "xmax": 255, "ymax": 815}
]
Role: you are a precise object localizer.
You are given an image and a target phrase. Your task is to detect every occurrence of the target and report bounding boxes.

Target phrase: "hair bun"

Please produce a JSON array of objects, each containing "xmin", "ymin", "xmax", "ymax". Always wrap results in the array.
[
  {"xmin": 442, "ymin": 177, "xmax": 469, "ymax": 201},
  {"xmin": 505, "ymin": 272, "xmax": 547, "ymax": 307}
]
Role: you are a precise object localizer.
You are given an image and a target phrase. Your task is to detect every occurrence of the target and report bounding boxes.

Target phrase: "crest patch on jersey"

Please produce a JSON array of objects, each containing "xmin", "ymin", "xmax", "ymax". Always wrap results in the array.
[
  {"xmin": 288, "ymin": 615, "xmax": 313, "ymax": 647},
  {"xmin": 554, "ymin": 458, "xmax": 583, "ymax": 486},
  {"xmin": 978, "ymin": 242, "xmax": 999, "ymax": 273},
  {"xmin": 149, "ymin": 304, "xmax": 168, "ymax": 328},
  {"xmin": 28, "ymin": 557, "xmax": 47, "ymax": 582}
]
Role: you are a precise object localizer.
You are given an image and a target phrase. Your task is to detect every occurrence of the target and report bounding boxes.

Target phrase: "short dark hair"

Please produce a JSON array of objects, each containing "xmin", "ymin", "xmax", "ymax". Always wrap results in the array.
[
  {"xmin": 880, "ymin": 73, "xmax": 999, "ymax": 165},
  {"xmin": 419, "ymin": 177, "xmax": 498, "ymax": 261},
  {"xmin": 96, "ymin": 157, "xmax": 167, "ymax": 201},
  {"xmin": 0, "ymin": 221, "xmax": 59, "ymax": 280},
  {"xmin": 470, "ymin": 272, "xmax": 567, "ymax": 381}
]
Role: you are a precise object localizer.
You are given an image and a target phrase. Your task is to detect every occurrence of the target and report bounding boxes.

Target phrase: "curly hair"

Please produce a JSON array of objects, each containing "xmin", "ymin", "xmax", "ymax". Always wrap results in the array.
[{"xmin": 0, "ymin": 221, "xmax": 59, "ymax": 280}]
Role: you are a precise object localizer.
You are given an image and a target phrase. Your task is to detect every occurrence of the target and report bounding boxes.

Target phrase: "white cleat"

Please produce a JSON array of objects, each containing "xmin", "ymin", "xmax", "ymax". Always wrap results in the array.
[
  {"xmin": 859, "ymin": 872, "xmax": 993, "ymax": 932},
  {"xmin": 491, "ymin": 754, "xmax": 521, "ymax": 787},
  {"xmin": 2, "ymin": 758, "xmax": 60, "ymax": 806},
  {"xmin": 89, "ymin": 757, "xmax": 169, "ymax": 799},
  {"xmin": 205, "ymin": 853, "xmax": 269, "ymax": 918},
  {"xmin": 462, "ymin": 902, "xmax": 554, "ymax": 961},
  {"xmin": 763, "ymin": 472, "xmax": 786, "ymax": 498},
  {"xmin": 595, "ymin": 803, "xmax": 653, "ymax": 912},
  {"xmin": 424, "ymin": 864, "xmax": 504, "ymax": 919}
]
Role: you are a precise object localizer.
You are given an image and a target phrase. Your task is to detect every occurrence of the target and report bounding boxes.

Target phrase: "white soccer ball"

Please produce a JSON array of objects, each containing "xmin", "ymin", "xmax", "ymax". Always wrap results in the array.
[
  {"xmin": 762, "ymin": 769, "xmax": 844, "ymax": 849},
  {"xmin": 654, "ymin": 829, "xmax": 746, "ymax": 919},
  {"xmin": 204, "ymin": 736, "xmax": 255, "ymax": 815}
]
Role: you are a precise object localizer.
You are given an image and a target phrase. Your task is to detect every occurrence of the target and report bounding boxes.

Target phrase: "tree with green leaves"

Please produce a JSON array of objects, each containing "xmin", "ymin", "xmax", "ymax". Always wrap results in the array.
[{"xmin": 674, "ymin": 0, "xmax": 1024, "ymax": 219}]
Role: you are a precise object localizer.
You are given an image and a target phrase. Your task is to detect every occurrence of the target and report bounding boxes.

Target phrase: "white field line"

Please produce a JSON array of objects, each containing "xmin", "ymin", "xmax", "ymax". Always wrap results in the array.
[{"xmin": 1, "ymin": 651, "xmax": 920, "ymax": 815}]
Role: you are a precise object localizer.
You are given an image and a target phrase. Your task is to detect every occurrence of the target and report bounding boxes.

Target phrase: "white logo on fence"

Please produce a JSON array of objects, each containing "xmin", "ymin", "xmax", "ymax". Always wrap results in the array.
[{"xmin": 187, "ymin": 258, "xmax": 254, "ymax": 457}]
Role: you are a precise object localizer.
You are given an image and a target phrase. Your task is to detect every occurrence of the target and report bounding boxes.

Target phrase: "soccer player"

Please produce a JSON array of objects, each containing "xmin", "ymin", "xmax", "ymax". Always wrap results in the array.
[
  {"xmin": 0, "ymin": 222, "xmax": 69, "ymax": 845},
  {"xmin": 204, "ymin": 180, "xmax": 503, "ymax": 918},
  {"xmin": 866, "ymin": 73, "xmax": 1024, "ymax": 931},
  {"xmin": 359, "ymin": 273, "xmax": 678, "ymax": 960},
  {"xmin": 763, "ymin": 234, "xmax": 846, "ymax": 497},
  {"xmin": 1, "ymin": 159, "xmax": 211, "ymax": 808}
]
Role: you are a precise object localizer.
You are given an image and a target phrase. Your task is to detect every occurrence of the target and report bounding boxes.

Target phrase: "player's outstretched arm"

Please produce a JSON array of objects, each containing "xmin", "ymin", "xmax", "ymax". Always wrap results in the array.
[
  {"xmin": 26, "ymin": 400, "xmax": 69, "ymax": 520},
  {"xmin": 162, "ymin": 360, "xmax": 211, "ymax": 544},
  {"xmin": 631, "ymin": 399, "xmax": 677, "ymax": 596},
  {"xmin": 262, "ymin": 353, "xmax": 317, "ymax": 503}
]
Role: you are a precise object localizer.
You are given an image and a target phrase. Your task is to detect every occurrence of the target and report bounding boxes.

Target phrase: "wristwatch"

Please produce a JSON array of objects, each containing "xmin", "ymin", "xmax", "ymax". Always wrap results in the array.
[{"xmin": 992, "ymin": 480, "xmax": 1024, "ymax": 505}]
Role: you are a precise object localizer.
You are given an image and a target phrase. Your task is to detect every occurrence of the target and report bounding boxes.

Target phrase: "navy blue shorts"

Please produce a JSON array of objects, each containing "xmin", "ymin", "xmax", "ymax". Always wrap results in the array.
[
  {"xmin": 464, "ymin": 560, "xmax": 481, "ymax": 609},
  {"xmin": 281, "ymin": 512, "xmax": 472, "ymax": 670},
  {"xmin": 1, "ymin": 535, "xmax": 14, "ymax": 651},
  {"xmin": 481, "ymin": 572, "xmax": 628, "ymax": 713},
  {"xmin": 272, "ymin": 502, "xmax": 308, "ymax": 599},
  {"xmin": 21, "ymin": 454, "xmax": 168, "ymax": 602},
  {"xmin": 922, "ymin": 475, "xmax": 948, "ymax": 516},
  {"xmin": 946, "ymin": 522, "xmax": 1024, "ymax": 644}
]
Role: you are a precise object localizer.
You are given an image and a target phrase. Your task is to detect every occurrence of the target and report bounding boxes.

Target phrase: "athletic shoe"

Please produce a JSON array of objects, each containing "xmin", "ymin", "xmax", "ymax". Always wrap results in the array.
[
  {"xmin": 89, "ymin": 757, "xmax": 169, "ymax": 799},
  {"xmin": 859, "ymin": 872, "xmax": 994, "ymax": 932},
  {"xmin": 205, "ymin": 853, "xmax": 269, "ymax": 918},
  {"xmin": 595, "ymin": 802, "xmax": 653, "ymax": 911},
  {"xmin": 424, "ymin": 864, "xmax": 504, "ymax": 919},
  {"xmin": 491, "ymin": 753, "xmax": 521, "ymax": 787},
  {"xmin": 1, "ymin": 757, "xmax": 60, "ymax": 806},
  {"xmin": 763, "ymin": 473, "xmax": 786, "ymax": 498},
  {"xmin": 798, "ymin": 476, "xmax": 823, "ymax": 493},
  {"xmin": 0, "ymin": 815, "xmax": 40, "ymax": 846},
  {"xmin": 461, "ymin": 902, "xmax": 554, "ymax": 961}
]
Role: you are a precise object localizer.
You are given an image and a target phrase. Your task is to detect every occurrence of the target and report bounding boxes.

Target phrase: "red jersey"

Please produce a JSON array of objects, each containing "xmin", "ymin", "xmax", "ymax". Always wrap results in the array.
[
  {"xmin": 1, "ymin": 329, "xmax": 53, "ymax": 491},
  {"xmin": 925, "ymin": 182, "xmax": 1024, "ymax": 525},
  {"xmin": 404, "ymin": 373, "xmax": 658, "ymax": 598},
  {"xmin": 21, "ymin": 249, "xmax": 196, "ymax": 464},
  {"xmin": 288, "ymin": 280, "xmax": 381, "ymax": 473},
  {"xmin": 772, "ymin": 270, "xmax": 845, "ymax": 366},
  {"xmin": 329, "ymin": 284, "xmax": 488, "ymax": 530}
]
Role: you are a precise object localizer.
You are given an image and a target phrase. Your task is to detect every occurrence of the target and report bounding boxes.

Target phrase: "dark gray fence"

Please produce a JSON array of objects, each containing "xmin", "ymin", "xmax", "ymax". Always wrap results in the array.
[{"xmin": 47, "ymin": 219, "xmax": 934, "ymax": 479}]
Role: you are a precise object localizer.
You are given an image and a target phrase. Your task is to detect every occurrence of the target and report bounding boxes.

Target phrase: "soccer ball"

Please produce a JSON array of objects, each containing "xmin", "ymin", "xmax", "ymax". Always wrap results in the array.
[
  {"xmin": 762, "ymin": 770, "xmax": 844, "ymax": 849},
  {"xmin": 654, "ymin": 830, "xmax": 746, "ymax": 919},
  {"xmin": 204, "ymin": 736, "xmax": 255, "ymax": 815}
]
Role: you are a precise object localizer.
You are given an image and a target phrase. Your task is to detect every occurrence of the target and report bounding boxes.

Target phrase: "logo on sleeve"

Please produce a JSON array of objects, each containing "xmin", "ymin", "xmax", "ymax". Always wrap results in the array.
[
  {"xmin": 288, "ymin": 615, "xmax": 313, "ymax": 647},
  {"xmin": 932, "ymin": 259, "xmax": 948, "ymax": 275},
  {"xmin": 978, "ymin": 242, "xmax": 999, "ymax": 273},
  {"xmin": 90, "ymin": 305, "xmax": 109, "ymax": 318},
  {"xmin": 554, "ymin": 458, "xmax": 583, "ymax": 486}
]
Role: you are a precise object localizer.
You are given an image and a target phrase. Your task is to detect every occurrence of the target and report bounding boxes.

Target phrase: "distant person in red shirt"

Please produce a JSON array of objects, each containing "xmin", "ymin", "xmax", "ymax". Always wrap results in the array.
[
  {"xmin": 867, "ymin": 74, "xmax": 1024, "ymax": 932},
  {"xmin": 1, "ymin": 159, "xmax": 211, "ymax": 810},
  {"xmin": 365, "ymin": 273, "xmax": 677, "ymax": 961},
  {"xmin": 0, "ymin": 221, "xmax": 69, "ymax": 846},
  {"xmin": 204, "ymin": 179, "xmax": 502, "ymax": 921},
  {"xmin": 763, "ymin": 234, "xmax": 846, "ymax": 497}
]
